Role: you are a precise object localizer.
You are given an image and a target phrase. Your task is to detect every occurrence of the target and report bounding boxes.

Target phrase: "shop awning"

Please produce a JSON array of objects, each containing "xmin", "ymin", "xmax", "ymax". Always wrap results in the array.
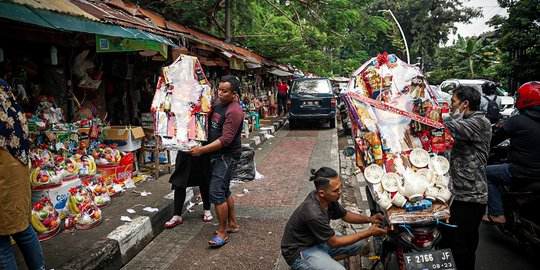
[
  {"xmin": 269, "ymin": 69, "xmax": 293, "ymax": 76},
  {"xmin": 0, "ymin": 2, "xmax": 176, "ymax": 47}
]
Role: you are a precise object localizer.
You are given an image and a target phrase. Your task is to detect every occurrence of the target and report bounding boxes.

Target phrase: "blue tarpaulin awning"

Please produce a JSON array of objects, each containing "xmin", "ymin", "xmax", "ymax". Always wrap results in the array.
[{"xmin": 0, "ymin": 2, "xmax": 177, "ymax": 47}]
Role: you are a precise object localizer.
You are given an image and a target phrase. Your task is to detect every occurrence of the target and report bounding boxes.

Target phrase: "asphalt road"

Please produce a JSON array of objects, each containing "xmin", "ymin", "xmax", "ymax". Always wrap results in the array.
[{"xmin": 476, "ymin": 223, "xmax": 536, "ymax": 270}]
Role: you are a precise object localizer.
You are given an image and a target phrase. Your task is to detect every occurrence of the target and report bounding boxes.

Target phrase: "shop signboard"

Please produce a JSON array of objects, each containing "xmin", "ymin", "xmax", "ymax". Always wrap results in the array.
[{"xmin": 96, "ymin": 34, "xmax": 168, "ymax": 58}]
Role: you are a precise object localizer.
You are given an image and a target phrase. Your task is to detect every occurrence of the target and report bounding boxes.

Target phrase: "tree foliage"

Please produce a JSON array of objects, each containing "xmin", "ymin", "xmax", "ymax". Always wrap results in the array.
[
  {"xmin": 139, "ymin": 0, "xmax": 481, "ymax": 77},
  {"xmin": 427, "ymin": 36, "xmax": 498, "ymax": 84},
  {"xmin": 488, "ymin": 0, "xmax": 540, "ymax": 90},
  {"xmin": 367, "ymin": 0, "xmax": 480, "ymax": 63}
]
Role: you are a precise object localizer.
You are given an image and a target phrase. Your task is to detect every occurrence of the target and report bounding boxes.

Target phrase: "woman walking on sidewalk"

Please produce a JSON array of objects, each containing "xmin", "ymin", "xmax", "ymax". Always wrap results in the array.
[{"xmin": 165, "ymin": 152, "xmax": 213, "ymax": 228}]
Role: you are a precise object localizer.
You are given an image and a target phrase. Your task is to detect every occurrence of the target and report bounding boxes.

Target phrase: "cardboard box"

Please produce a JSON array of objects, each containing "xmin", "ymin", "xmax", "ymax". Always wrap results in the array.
[
  {"xmin": 103, "ymin": 126, "xmax": 145, "ymax": 152},
  {"xmin": 98, "ymin": 164, "xmax": 133, "ymax": 184},
  {"xmin": 32, "ymin": 179, "xmax": 82, "ymax": 217}
]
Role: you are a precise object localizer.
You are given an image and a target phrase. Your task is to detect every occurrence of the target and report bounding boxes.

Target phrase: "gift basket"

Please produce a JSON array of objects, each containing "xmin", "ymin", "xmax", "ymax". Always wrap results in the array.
[
  {"xmin": 151, "ymin": 55, "xmax": 212, "ymax": 151},
  {"xmin": 31, "ymin": 197, "xmax": 62, "ymax": 241},
  {"xmin": 343, "ymin": 53, "xmax": 454, "ymax": 224},
  {"xmin": 67, "ymin": 184, "xmax": 103, "ymax": 230},
  {"xmin": 29, "ymin": 149, "xmax": 63, "ymax": 190},
  {"xmin": 87, "ymin": 177, "xmax": 112, "ymax": 208}
]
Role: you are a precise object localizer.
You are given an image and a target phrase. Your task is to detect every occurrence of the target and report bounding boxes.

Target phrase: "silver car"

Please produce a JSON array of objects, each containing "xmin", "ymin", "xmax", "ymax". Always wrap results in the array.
[{"xmin": 439, "ymin": 79, "xmax": 515, "ymax": 117}]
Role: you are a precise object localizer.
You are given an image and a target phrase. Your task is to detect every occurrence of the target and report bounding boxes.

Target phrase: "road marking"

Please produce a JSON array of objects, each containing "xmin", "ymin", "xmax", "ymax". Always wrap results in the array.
[
  {"xmin": 354, "ymin": 173, "xmax": 365, "ymax": 183},
  {"xmin": 359, "ymin": 185, "xmax": 367, "ymax": 201}
]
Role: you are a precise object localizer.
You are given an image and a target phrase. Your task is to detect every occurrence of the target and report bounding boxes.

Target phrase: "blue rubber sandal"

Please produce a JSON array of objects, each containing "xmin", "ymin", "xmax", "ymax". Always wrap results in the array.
[{"xmin": 209, "ymin": 235, "xmax": 229, "ymax": 248}]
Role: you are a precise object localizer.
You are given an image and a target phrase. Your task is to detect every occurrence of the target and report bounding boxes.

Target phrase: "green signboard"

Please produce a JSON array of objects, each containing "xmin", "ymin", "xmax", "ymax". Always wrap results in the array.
[{"xmin": 96, "ymin": 35, "xmax": 168, "ymax": 58}]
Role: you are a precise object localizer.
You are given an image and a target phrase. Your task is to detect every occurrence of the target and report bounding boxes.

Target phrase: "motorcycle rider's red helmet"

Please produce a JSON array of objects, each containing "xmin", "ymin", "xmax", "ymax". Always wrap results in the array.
[{"xmin": 515, "ymin": 81, "xmax": 540, "ymax": 110}]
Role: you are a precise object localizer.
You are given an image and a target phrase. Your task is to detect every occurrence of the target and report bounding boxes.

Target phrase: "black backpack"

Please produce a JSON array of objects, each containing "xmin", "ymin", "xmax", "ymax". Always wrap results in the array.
[{"xmin": 483, "ymin": 95, "xmax": 501, "ymax": 124}]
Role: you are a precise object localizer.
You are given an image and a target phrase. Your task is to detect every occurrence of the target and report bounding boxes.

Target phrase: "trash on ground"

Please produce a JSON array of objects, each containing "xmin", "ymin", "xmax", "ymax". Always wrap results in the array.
[
  {"xmin": 123, "ymin": 179, "xmax": 136, "ymax": 188},
  {"xmin": 121, "ymin": 216, "xmax": 132, "ymax": 222},
  {"xmin": 142, "ymin": 207, "xmax": 158, "ymax": 212}
]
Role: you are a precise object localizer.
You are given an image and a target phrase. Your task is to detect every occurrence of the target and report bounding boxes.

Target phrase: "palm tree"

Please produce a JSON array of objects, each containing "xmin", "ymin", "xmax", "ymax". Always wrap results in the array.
[{"xmin": 455, "ymin": 35, "xmax": 487, "ymax": 78}]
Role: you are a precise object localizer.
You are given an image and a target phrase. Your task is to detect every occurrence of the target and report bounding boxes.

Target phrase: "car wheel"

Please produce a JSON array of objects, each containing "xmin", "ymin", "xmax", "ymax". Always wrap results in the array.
[
  {"xmin": 289, "ymin": 119, "xmax": 296, "ymax": 129},
  {"xmin": 329, "ymin": 119, "xmax": 336, "ymax": 129}
]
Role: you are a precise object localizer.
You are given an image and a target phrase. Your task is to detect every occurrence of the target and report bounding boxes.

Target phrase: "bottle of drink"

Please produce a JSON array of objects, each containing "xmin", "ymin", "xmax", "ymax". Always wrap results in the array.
[{"xmin": 365, "ymin": 132, "xmax": 384, "ymax": 165}]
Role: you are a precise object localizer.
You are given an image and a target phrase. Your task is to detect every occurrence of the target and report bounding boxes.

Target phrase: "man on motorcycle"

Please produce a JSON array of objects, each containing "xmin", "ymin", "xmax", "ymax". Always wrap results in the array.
[
  {"xmin": 483, "ymin": 81, "xmax": 540, "ymax": 225},
  {"xmin": 441, "ymin": 86, "xmax": 491, "ymax": 270},
  {"xmin": 281, "ymin": 167, "xmax": 387, "ymax": 270}
]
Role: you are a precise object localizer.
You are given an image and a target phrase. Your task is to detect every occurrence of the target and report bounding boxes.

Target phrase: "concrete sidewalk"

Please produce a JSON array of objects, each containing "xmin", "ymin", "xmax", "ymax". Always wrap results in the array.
[{"xmin": 17, "ymin": 117, "xmax": 286, "ymax": 270}]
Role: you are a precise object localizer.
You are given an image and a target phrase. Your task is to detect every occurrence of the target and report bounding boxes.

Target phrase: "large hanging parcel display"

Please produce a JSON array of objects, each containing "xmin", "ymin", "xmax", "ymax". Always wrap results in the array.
[
  {"xmin": 151, "ymin": 55, "xmax": 212, "ymax": 150},
  {"xmin": 342, "ymin": 53, "xmax": 454, "ymax": 224}
]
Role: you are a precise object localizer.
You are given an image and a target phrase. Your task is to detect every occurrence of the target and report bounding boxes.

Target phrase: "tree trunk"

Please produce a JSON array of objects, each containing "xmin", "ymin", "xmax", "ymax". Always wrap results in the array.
[{"xmin": 224, "ymin": 0, "xmax": 231, "ymax": 42}]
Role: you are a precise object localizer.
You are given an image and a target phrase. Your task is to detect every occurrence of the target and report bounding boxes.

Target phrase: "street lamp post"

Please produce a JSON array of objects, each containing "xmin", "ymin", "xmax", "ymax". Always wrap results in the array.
[{"xmin": 379, "ymin": 9, "xmax": 410, "ymax": 64}]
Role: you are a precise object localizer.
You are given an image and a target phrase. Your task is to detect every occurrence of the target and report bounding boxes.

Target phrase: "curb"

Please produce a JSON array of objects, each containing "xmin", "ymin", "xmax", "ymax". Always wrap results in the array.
[
  {"xmin": 62, "ymin": 118, "xmax": 286, "ymax": 269},
  {"xmin": 246, "ymin": 118, "xmax": 285, "ymax": 149}
]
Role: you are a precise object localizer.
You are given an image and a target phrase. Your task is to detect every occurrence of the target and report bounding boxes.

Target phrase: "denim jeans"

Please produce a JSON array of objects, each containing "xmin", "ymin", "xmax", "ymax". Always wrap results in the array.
[
  {"xmin": 209, "ymin": 155, "xmax": 239, "ymax": 205},
  {"xmin": 290, "ymin": 236, "xmax": 361, "ymax": 270},
  {"xmin": 486, "ymin": 163, "xmax": 513, "ymax": 216},
  {"xmin": 0, "ymin": 225, "xmax": 45, "ymax": 270}
]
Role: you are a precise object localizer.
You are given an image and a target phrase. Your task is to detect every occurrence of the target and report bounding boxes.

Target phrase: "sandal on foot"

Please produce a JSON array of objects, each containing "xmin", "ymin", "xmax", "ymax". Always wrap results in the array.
[
  {"xmin": 165, "ymin": 217, "xmax": 183, "ymax": 228},
  {"xmin": 482, "ymin": 215, "xmax": 506, "ymax": 225},
  {"xmin": 203, "ymin": 214, "xmax": 213, "ymax": 222},
  {"xmin": 208, "ymin": 235, "xmax": 229, "ymax": 248}
]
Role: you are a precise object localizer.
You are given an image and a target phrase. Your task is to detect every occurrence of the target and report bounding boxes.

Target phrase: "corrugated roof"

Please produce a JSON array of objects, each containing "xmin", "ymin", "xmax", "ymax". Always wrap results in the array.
[
  {"xmin": 10, "ymin": 0, "xmax": 98, "ymax": 21},
  {"xmin": 7, "ymin": 1, "xmax": 280, "ymax": 68},
  {"xmin": 70, "ymin": 0, "xmax": 175, "ymax": 38}
]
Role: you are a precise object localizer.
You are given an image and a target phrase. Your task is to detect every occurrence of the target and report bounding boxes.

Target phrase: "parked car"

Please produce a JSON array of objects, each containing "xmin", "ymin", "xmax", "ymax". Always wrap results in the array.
[
  {"xmin": 288, "ymin": 78, "xmax": 336, "ymax": 129},
  {"xmin": 439, "ymin": 79, "xmax": 515, "ymax": 117},
  {"xmin": 429, "ymin": 85, "xmax": 451, "ymax": 113}
]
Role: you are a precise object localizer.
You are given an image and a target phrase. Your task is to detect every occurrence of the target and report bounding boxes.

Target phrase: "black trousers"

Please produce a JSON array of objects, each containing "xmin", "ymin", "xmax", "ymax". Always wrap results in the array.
[
  {"xmin": 173, "ymin": 185, "xmax": 211, "ymax": 216},
  {"xmin": 277, "ymin": 93, "xmax": 288, "ymax": 115},
  {"xmin": 439, "ymin": 200, "xmax": 486, "ymax": 270}
]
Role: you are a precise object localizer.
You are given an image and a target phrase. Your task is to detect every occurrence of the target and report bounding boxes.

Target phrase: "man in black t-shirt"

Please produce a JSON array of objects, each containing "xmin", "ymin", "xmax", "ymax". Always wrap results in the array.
[
  {"xmin": 483, "ymin": 81, "xmax": 540, "ymax": 225},
  {"xmin": 281, "ymin": 167, "xmax": 386, "ymax": 270},
  {"xmin": 189, "ymin": 75, "xmax": 243, "ymax": 248}
]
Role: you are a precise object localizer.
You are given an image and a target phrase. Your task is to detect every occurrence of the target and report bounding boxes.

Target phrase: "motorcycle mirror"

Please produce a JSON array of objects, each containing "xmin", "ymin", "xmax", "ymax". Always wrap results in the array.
[{"xmin": 343, "ymin": 146, "xmax": 355, "ymax": 157}]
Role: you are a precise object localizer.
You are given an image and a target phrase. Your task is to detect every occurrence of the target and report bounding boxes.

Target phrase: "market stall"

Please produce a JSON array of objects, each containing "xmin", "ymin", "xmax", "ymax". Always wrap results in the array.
[
  {"xmin": 342, "ymin": 53, "xmax": 454, "ymax": 225},
  {"xmin": 25, "ymin": 93, "xmax": 143, "ymax": 240}
]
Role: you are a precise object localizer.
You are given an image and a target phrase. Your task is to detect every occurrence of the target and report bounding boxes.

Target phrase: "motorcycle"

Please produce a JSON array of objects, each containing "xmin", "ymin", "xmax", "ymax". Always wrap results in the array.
[
  {"xmin": 365, "ymin": 186, "xmax": 455, "ymax": 270},
  {"xmin": 492, "ymin": 180, "xmax": 540, "ymax": 254},
  {"xmin": 486, "ymin": 114, "xmax": 540, "ymax": 254}
]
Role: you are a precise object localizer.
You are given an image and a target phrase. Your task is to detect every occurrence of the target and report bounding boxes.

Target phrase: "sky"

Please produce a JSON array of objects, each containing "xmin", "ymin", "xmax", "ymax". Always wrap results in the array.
[{"xmin": 446, "ymin": 0, "xmax": 508, "ymax": 45}]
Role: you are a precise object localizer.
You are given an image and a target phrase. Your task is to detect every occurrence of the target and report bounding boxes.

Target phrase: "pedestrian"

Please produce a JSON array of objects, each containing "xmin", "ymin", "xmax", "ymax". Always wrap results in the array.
[
  {"xmin": 440, "ymin": 85, "xmax": 491, "ymax": 270},
  {"xmin": 189, "ymin": 75, "xmax": 243, "ymax": 248},
  {"xmin": 482, "ymin": 81, "xmax": 540, "ymax": 225},
  {"xmin": 277, "ymin": 79, "xmax": 289, "ymax": 116},
  {"xmin": 0, "ymin": 79, "xmax": 46, "ymax": 270},
  {"xmin": 281, "ymin": 167, "xmax": 387, "ymax": 270},
  {"xmin": 479, "ymin": 80, "xmax": 502, "ymax": 124},
  {"xmin": 164, "ymin": 152, "xmax": 213, "ymax": 228}
]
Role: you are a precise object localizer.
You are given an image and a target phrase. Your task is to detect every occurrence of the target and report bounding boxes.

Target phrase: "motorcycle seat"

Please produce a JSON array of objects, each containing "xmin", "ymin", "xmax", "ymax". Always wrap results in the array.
[
  {"xmin": 509, "ymin": 181, "xmax": 540, "ymax": 193},
  {"xmin": 504, "ymin": 181, "xmax": 540, "ymax": 205}
]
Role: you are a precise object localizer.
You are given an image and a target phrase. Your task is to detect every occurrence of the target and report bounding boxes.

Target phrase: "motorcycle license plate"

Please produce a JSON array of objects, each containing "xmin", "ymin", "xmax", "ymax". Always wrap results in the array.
[{"xmin": 403, "ymin": 249, "xmax": 455, "ymax": 270}]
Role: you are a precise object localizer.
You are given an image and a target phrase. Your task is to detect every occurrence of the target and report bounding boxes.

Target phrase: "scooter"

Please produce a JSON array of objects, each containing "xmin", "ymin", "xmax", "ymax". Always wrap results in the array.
[{"xmin": 365, "ymin": 187, "xmax": 454, "ymax": 270}]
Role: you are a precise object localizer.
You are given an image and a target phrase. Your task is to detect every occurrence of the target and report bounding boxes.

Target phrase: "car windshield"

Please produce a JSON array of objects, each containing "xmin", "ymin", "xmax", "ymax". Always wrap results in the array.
[{"xmin": 291, "ymin": 80, "xmax": 331, "ymax": 94}]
